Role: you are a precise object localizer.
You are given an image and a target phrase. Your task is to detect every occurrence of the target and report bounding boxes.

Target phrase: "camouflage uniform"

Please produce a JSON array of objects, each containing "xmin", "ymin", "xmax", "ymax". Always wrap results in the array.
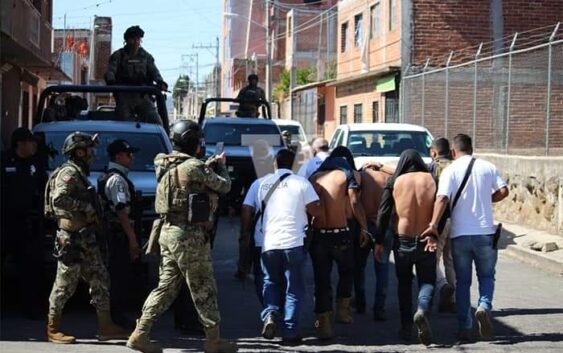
[
  {"xmin": 105, "ymin": 47, "xmax": 164, "ymax": 124},
  {"xmin": 139, "ymin": 151, "xmax": 230, "ymax": 328},
  {"xmin": 48, "ymin": 160, "xmax": 111, "ymax": 317}
]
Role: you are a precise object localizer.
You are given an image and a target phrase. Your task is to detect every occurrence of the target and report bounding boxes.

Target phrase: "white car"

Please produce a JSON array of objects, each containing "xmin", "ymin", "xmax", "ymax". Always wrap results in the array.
[
  {"xmin": 272, "ymin": 119, "xmax": 312, "ymax": 159},
  {"xmin": 328, "ymin": 123, "xmax": 434, "ymax": 168}
]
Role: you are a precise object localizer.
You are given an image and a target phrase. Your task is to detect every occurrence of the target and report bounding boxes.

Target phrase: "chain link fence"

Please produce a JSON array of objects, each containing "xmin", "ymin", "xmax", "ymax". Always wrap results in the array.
[{"xmin": 401, "ymin": 23, "xmax": 562, "ymax": 156}]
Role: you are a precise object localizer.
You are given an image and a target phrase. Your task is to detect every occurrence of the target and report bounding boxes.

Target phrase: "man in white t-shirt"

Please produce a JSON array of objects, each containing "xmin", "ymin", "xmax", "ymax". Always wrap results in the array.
[
  {"xmin": 257, "ymin": 149, "xmax": 321, "ymax": 345},
  {"xmin": 421, "ymin": 134, "xmax": 509, "ymax": 341},
  {"xmin": 297, "ymin": 138, "xmax": 330, "ymax": 179}
]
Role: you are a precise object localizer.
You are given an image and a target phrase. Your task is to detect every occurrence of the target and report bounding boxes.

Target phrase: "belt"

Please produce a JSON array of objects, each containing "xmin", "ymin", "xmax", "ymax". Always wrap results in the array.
[{"xmin": 316, "ymin": 227, "xmax": 350, "ymax": 234}]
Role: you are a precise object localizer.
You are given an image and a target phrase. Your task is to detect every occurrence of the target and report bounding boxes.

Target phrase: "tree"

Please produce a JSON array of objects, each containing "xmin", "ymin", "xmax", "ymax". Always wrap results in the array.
[
  {"xmin": 272, "ymin": 68, "xmax": 314, "ymax": 103},
  {"xmin": 173, "ymin": 75, "xmax": 190, "ymax": 100}
]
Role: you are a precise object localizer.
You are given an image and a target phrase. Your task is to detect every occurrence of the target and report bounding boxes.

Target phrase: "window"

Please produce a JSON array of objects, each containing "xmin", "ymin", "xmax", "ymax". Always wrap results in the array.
[
  {"xmin": 370, "ymin": 3, "xmax": 381, "ymax": 38},
  {"xmin": 329, "ymin": 129, "xmax": 342, "ymax": 149},
  {"xmin": 372, "ymin": 101, "xmax": 379, "ymax": 122},
  {"xmin": 354, "ymin": 104, "xmax": 362, "ymax": 123},
  {"xmin": 347, "ymin": 130, "xmax": 432, "ymax": 157},
  {"xmin": 385, "ymin": 90, "xmax": 399, "ymax": 123},
  {"xmin": 339, "ymin": 106, "xmax": 347, "ymax": 125},
  {"xmin": 340, "ymin": 22, "xmax": 348, "ymax": 52},
  {"xmin": 389, "ymin": 0, "xmax": 396, "ymax": 32},
  {"xmin": 29, "ymin": 11, "xmax": 40, "ymax": 47},
  {"xmin": 354, "ymin": 14, "xmax": 363, "ymax": 46}
]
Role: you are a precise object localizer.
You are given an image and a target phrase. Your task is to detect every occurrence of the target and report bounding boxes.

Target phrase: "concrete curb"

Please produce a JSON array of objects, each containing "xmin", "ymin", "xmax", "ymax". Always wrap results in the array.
[{"xmin": 502, "ymin": 244, "xmax": 563, "ymax": 275}]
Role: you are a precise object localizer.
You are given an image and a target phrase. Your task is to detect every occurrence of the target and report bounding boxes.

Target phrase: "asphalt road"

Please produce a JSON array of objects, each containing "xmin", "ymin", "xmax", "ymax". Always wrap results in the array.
[{"xmin": 1, "ymin": 217, "xmax": 562, "ymax": 353}]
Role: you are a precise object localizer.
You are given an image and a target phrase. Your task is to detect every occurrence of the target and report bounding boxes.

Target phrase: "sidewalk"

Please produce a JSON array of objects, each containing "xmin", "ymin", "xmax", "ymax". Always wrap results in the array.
[{"xmin": 499, "ymin": 222, "xmax": 563, "ymax": 275}]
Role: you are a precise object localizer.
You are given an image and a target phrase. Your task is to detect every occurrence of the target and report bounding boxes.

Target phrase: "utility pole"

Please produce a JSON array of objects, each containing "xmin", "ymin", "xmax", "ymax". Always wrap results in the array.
[
  {"xmin": 265, "ymin": 0, "xmax": 271, "ymax": 102},
  {"xmin": 193, "ymin": 40, "xmax": 220, "ymax": 113},
  {"xmin": 181, "ymin": 53, "xmax": 199, "ymax": 119}
]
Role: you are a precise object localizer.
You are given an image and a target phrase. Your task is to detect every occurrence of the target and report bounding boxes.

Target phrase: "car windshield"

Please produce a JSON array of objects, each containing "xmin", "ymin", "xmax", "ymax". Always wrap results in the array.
[
  {"xmin": 347, "ymin": 130, "xmax": 432, "ymax": 157},
  {"xmin": 276, "ymin": 125, "xmax": 305, "ymax": 142},
  {"xmin": 43, "ymin": 132, "xmax": 168, "ymax": 172},
  {"xmin": 204, "ymin": 123, "xmax": 283, "ymax": 146}
]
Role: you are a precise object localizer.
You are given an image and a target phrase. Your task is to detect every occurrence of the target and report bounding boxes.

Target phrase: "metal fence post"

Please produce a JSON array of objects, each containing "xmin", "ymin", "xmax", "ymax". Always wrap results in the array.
[
  {"xmin": 546, "ymin": 22, "xmax": 560, "ymax": 156},
  {"xmin": 445, "ymin": 51, "xmax": 453, "ymax": 138},
  {"xmin": 505, "ymin": 33, "xmax": 518, "ymax": 153},
  {"xmin": 421, "ymin": 59, "xmax": 429, "ymax": 127},
  {"xmin": 473, "ymin": 43, "xmax": 483, "ymax": 150}
]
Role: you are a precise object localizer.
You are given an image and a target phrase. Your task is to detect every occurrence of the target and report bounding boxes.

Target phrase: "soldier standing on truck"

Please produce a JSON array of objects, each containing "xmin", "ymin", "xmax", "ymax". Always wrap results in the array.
[
  {"xmin": 45, "ymin": 132, "xmax": 129, "ymax": 344},
  {"xmin": 105, "ymin": 25, "xmax": 168, "ymax": 124},
  {"xmin": 127, "ymin": 120, "xmax": 237, "ymax": 353},
  {"xmin": 236, "ymin": 74, "xmax": 266, "ymax": 118},
  {"xmin": 98, "ymin": 139, "xmax": 142, "ymax": 328}
]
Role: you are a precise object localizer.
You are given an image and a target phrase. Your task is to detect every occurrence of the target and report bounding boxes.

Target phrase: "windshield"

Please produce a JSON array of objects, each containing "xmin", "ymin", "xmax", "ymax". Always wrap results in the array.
[
  {"xmin": 347, "ymin": 130, "xmax": 432, "ymax": 157},
  {"xmin": 43, "ymin": 132, "xmax": 169, "ymax": 172},
  {"xmin": 276, "ymin": 125, "xmax": 305, "ymax": 142},
  {"xmin": 204, "ymin": 123, "xmax": 283, "ymax": 146}
]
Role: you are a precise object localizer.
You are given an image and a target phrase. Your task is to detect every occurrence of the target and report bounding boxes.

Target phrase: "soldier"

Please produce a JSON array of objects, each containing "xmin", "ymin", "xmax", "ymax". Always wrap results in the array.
[
  {"xmin": 98, "ymin": 139, "xmax": 142, "ymax": 327},
  {"xmin": 45, "ymin": 132, "xmax": 129, "ymax": 344},
  {"xmin": 105, "ymin": 25, "xmax": 168, "ymax": 124},
  {"xmin": 235, "ymin": 74, "xmax": 266, "ymax": 117},
  {"xmin": 127, "ymin": 120, "xmax": 237, "ymax": 353}
]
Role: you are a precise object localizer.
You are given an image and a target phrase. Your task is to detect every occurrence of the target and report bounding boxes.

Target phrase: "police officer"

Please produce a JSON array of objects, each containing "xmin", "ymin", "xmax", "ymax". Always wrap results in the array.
[
  {"xmin": 98, "ymin": 139, "xmax": 142, "ymax": 327},
  {"xmin": 105, "ymin": 25, "xmax": 168, "ymax": 124},
  {"xmin": 127, "ymin": 120, "xmax": 237, "ymax": 353},
  {"xmin": 236, "ymin": 74, "xmax": 266, "ymax": 117},
  {"xmin": 45, "ymin": 132, "xmax": 129, "ymax": 344},
  {"xmin": 1, "ymin": 127, "xmax": 46, "ymax": 319}
]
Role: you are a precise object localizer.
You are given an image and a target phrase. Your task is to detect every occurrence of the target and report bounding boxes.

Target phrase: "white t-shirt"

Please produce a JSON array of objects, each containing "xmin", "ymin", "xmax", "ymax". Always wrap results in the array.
[
  {"xmin": 437, "ymin": 155, "xmax": 507, "ymax": 238},
  {"xmin": 257, "ymin": 168, "xmax": 319, "ymax": 252},
  {"xmin": 297, "ymin": 151, "xmax": 329, "ymax": 179},
  {"xmin": 242, "ymin": 176, "xmax": 267, "ymax": 246}
]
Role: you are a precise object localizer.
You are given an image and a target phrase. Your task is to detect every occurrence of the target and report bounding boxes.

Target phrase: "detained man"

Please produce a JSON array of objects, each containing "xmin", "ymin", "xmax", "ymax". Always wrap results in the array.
[
  {"xmin": 257, "ymin": 149, "xmax": 321, "ymax": 345},
  {"xmin": 377, "ymin": 149, "xmax": 437, "ymax": 345},
  {"xmin": 297, "ymin": 138, "xmax": 330, "ymax": 179}
]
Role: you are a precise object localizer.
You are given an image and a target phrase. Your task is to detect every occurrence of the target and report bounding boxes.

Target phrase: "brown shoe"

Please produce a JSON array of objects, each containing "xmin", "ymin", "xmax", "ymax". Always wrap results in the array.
[
  {"xmin": 126, "ymin": 319, "xmax": 162, "ymax": 353},
  {"xmin": 46, "ymin": 315, "xmax": 76, "ymax": 344},
  {"xmin": 203, "ymin": 325, "xmax": 238, "ymax": 353},
  {"xmin": 335, "ymin": 297, "xmax": 353, "ymax": 324},
  {"xmin": 97, "ymin": 310, "xmax": 130, "ymax": 341},
  {"xmin": 314, "ymin": 312, "xmax": 334, "ymax": 340}
]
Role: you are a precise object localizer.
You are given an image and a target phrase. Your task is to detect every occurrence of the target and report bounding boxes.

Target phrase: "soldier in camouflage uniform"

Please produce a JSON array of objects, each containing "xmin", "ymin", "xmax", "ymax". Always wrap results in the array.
[
  {"xmin": 428, "ymin": 137, "xmax": 456, "ymax": 313},
  {"xmin": 104, "ymin": 25, "xmax": 168, "ymax": 124},
  {"xmin": 127, "ymin": 120, "xmax": 237, "ymax": 353},
  {"xmin": 45, "ymin": 132, "xmax": 130, "ymax": 344}
]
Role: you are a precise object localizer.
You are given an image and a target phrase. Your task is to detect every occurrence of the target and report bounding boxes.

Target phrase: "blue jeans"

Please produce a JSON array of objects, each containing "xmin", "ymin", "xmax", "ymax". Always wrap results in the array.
[
  {"xmin": 252, "ymin": 246, "xmax": 264, "ymax": 306},
  {"xmin": 451, "ymin": 234, "xmax": 498, "ymax": 330},
  {"xmin": 393, "ymin": 236, "xmax": 436, "ymax": 328},
  {"xmin": 261, "ymin": 246, "xmax": 305, "ymax": 338}
]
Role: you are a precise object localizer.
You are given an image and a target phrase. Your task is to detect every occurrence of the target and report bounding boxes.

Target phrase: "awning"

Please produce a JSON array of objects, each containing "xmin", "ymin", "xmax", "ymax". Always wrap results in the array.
[
  {"xmin": 327, "ymin": 66, "xmax": 399, "ymax": 87},
  {"xmin": 376, "ymin": 74, "xmax": 396, "ymax": 93}
]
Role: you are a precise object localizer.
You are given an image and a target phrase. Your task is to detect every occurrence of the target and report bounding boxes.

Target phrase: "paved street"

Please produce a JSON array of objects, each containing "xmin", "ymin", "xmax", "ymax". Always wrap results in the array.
[{"xmin": 1, "ymin": 217, "xmax": 562, "ymax": 353}]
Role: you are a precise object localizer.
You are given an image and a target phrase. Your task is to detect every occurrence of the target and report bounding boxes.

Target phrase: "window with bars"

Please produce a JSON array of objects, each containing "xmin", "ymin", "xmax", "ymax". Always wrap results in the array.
[
  {"xmin": 354, "ymin": 104, "xmax": 362, "ymax": 123},
  {"xmin": 340, "ymin": 22, "xmax": 348, "ymax": 52},
  {"xmin": 339, "ymin": 106, "xmax": 347, "ymax": 125},
  {"xmin": 370, "ymin": 3, "xmax": 381, "ymax": 38},
  {"xmin": 372, "ymin": 101, "xmax": 379, "ymax": 122},
  {"xmin": 354, "ymin": 14, "xmax": 363, "ymax": 46}
]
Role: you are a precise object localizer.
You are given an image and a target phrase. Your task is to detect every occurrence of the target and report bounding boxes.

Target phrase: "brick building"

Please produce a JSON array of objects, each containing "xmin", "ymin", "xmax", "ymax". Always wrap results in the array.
[{"xmin": 0, "ymin": 0, "xmax": 69, "ymax": 144}]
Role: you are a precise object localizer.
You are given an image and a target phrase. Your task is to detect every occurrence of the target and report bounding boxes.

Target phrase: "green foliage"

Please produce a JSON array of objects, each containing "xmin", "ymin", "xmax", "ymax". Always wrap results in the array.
[
  {"xmin": 172, "ymin": 75, "xmax": 190, "ymax": 100},
  {"xmin": 272, "ymin": 68, "xmax": 315, "ymax": 103}
]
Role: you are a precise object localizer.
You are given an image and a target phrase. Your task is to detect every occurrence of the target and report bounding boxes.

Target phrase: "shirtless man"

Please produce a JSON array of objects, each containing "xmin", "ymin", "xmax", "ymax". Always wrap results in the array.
[
  {"xmin": 353, "ymin": 164, "xmax": 393, "ymax": 319},
  {"xmin": 376, "ymin": 149, "xmax": 437, "ymax": 346},
  {"xmin": 309, "ymin": 147, "xmax": 368, "ymax": 340}
]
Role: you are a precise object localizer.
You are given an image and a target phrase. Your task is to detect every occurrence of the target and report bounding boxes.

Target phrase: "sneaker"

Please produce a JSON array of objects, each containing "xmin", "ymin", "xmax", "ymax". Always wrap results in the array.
[
  {"xmin": 261, "ymin": 315, "xmax": 276, "ymax": 340},
  {"xmin": 413, "ymin": 310, "xmax": 432, "ymax": 346},
  {"xmin": 475, "ymin": 307, "xmax": 494, "ymax": 339}
]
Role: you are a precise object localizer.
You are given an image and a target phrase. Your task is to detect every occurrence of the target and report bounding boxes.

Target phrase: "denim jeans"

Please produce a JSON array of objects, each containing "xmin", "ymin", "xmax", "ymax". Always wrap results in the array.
[
  {"xmin": 451, "ymin": 234, "xmax": 497, "ymax": 330},
  {"xmin": 310, "ymin": 231, "xmax": 354, "ymax": 313},
  {"xmin": 353, "ymin": 225, "xmax": 393, "ymax": 312},
  {"xmin": 252, "ymin": 246, "xmax": 264, "ymax": 306},
  {"xmin": 261, "ymin": 246, "xmax": 306, "ymax": 338},
  {"xmin": 394, "ymin": 236, "xmax": 436, "ymax": 328}
]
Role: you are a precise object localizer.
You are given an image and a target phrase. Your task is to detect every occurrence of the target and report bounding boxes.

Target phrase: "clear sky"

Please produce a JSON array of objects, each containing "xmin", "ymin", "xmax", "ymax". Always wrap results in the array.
[{"xmin": 53, "ymin": 0, "xmax": 222, "ymax": 88}]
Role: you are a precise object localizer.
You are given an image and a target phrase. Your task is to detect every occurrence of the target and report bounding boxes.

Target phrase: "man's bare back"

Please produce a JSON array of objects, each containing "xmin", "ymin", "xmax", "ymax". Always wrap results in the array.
[
  {"xmin": 393, "ymin": 172, "xmax": 436, "ymax": 237},
  {"xmin": 311, "ymin": 170, "xmax": 349, "ymax": 229},
  {"xmin": 361, "ymin": 169, "xmax": 391, "ymax": 223}
]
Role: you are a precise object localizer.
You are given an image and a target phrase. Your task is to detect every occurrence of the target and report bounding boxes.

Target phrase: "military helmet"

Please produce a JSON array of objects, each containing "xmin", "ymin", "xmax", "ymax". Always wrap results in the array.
[
  {"xmin": 248, "ymin": 74, "xmax": 258, "ymax": 81},
  {"xmin": 169, "ymin": 120, "xmax": 202, "ymax": 149},
  {"xmin": 124, "ymin": 25, "xmax": 144, "ymax": 40},
  {"xmin": 62, "ymin": 131, "xmax": 99, "ymax": 155}
]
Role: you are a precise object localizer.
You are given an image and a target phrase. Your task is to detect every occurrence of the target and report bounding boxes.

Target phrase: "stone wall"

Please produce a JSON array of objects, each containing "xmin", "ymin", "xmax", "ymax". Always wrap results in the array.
[{"xmin": 478, "ymin": 153, "xmax": 563, "ymax": 235}]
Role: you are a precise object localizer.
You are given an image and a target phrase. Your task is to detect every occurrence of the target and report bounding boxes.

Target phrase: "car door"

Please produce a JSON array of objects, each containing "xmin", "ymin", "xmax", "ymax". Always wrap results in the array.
[{"xmin": 329, "ymin": 128, "xmax": 342, "ymax": 149}]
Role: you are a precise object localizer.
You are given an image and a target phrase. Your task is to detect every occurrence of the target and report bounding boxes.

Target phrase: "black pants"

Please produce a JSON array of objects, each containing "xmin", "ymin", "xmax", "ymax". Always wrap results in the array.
[
  {"xmin": 310, "ymin": 230, "xmax": 354, "ymax": 313},
  {"xmin": 108, "ymin": 229, "xmax": 136, "ymax": 323},
  {"xmin": 394, "ymin": 236, "xmax": 436, "ymax": 328},
  {"xmin": 1, "ymin": 212, "xmax": 45, "ymax": 319}
]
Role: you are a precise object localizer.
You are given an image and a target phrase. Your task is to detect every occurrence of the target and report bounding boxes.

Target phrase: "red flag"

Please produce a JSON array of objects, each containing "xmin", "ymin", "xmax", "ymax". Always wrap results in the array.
[{"xmin": 66, "ymin": 35, "xmax": 74, "ymax": 51}]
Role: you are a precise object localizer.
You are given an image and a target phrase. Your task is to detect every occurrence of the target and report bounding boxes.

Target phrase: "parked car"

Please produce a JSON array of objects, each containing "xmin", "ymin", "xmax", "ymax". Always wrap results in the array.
[
  {"xmin": 272, "ymin": 119, "xmax": 312, "ymax": 162},
  {"xmin": 328, "ymin": 123, "xmax": 434, "ymax": 168}
]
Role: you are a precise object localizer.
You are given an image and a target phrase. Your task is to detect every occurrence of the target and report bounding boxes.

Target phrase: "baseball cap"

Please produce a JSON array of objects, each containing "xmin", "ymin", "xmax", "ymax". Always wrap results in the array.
[
  {"xmin": 107, "ymin": 139, "xmax": 140, "ymax": 157},
  {"xmin": 11, "ymin": 127, "xmax": 36, "ymax": 147}
]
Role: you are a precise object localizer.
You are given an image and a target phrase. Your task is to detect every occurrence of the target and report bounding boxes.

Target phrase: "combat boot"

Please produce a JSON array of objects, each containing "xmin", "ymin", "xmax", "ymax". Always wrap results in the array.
[
  {"xmin": 203, "ymin": 325, "xmax": 238, "ymax": 353},
  {"xmin": 97, "ymin": 310, "xmax": 130, "ymax": 341},
  {"xmin": 314, "ymin": 312, "xmax": 334, "ymax": 340},
  {"xmin": 126, "ymin": 319, "xmax": 162, "ymax": 353},
  {"xmin": 335, "ymin": 297, "xmax": 354, "ymax": 324},
  {"xmin": 46, "ymin": 315, "xmax": 76, "ymax": 344}
]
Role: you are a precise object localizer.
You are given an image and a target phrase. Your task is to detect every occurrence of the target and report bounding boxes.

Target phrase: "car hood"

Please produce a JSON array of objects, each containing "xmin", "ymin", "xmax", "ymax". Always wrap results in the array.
[{"xmin": 353, "ymin": 156, "xmax": 433, "ymax": 169}]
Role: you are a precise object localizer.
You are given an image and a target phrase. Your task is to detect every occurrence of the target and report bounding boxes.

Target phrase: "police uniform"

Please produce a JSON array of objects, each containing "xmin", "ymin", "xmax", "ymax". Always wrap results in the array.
[
  {"xmin": 0, "ymin": 128, "xmax": 46, "ymax": 319},
  {"xmin": 105, "ymin": 46, "xmax": 164, "ymax": 124}
]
